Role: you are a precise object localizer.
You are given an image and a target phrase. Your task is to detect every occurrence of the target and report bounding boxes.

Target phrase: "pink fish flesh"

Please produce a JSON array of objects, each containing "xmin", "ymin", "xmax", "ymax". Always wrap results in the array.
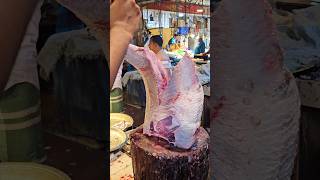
[
  {"xmin": 211, "ymin": 0, "xmax": 300, "ymax": 179},
  {"xmin": 124, "ymin": 45, "xmax": 204, "ymax": 149}
]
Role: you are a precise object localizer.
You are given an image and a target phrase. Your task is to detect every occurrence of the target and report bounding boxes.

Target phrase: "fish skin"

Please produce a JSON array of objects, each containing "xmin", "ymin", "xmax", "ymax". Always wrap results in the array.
[
  {"xmin": 124, "ymin": 45, "xmax": 204, "ymax": 149},
  {"xmin": 211, "ymin": 0, "xmax": 300, "ymax": 179}
]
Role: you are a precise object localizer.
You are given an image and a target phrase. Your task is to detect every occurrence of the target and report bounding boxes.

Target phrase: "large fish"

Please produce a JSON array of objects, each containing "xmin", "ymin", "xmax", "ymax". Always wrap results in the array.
[
  {"xmin": 124, "ymin": 45, "xmax": 204, "ymax": 149},
  {"xmin": 211, "ymin": 0, "xmax": 300, "ymax": 179}
]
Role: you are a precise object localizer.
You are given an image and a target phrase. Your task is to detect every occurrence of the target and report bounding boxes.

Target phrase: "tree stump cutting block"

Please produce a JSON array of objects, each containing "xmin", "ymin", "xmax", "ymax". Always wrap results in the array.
[{"xmin": 130, "ymin": 127, "xmax": 209, "ymax": 180}]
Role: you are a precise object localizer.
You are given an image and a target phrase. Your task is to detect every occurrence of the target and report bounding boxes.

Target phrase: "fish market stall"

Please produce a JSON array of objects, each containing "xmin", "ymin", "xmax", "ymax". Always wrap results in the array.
[
  {"xmin": 109, "ymin": 0, "xmax": 320, "ymax": 180},
  {"xmin": 110, "ymin": 0, "xmax": 211, "ymax": 177}
]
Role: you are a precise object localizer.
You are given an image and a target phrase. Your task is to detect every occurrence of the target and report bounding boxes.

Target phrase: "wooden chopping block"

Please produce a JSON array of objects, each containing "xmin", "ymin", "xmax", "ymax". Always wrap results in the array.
[{"xmin": 130, "ymin": 127, "xmax": 209, "ymax": 180}]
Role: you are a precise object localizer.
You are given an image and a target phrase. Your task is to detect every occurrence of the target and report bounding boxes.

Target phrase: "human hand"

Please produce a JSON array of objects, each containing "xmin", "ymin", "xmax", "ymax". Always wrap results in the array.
[{"xmin": 111, "ymin": 0, "xmax": 141, "ymax": 36}]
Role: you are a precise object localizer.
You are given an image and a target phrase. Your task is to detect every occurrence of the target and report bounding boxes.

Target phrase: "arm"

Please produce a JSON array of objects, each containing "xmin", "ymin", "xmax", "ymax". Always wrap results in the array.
[
  {"xmin": 109, "ymin": 26, "xmax": 133, "ymax": 86},
  {"xmin": 109, "ymin": 0, "xmax": 141, "ymax": 87},
  {"xmin": 204, "ymin": 48, "xmax": 210, "ymax": 55},
  {"xmin": 0, "ymin": 0, "xmax": 39, "ymax": 91}
]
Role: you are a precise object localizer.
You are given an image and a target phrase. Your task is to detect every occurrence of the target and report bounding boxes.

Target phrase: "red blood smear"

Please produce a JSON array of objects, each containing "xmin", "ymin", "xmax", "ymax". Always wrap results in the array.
[
  {"xmin": 160, "ymin": 78, "xmax": 168, "ymax": 91},
  {"xmin": 139, "ymin": 67, "xmax": 146, "ymax": 72},
  {"xmin": 212, "ymin": 96, "xmax": 226, "ymax": 119},
  {"xmin": 264, "ymin": 56, "xmax": 278, "ymax": 71},
  {"xmin": 166, "ymin": 93, "xmax": 180, "ymax": 104}
]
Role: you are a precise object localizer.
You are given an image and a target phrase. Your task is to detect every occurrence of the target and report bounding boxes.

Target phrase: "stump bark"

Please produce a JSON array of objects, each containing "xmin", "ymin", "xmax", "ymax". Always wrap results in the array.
[{"xmin": 130, "ymin": 127, "xmax": 209, "ymax": 180}]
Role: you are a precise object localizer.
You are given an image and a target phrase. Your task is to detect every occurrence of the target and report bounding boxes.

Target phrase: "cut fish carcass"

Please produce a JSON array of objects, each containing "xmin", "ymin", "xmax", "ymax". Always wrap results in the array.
[
  {"xmin": 211, "ymin": 0, "xmax": 300, "ymax": 179},
  {"xmin": 124, "ymin": 45, "xmax": 204, "ymax": 149}
]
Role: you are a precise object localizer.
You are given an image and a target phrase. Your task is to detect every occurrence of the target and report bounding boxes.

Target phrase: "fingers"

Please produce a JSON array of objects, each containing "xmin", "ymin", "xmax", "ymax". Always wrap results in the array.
[
  {"xmin": 128, "ymin": 1, "xmax": 140, "ymax": 17},
  {"xmin": 135, "ymin": 4, "xmax": 141, "ymax": 16},
  {"xmin": 126, "ymin": 2, "xmax": 141, "ymax": 24},
  {"xmin": 114, "ymin": 0, "xmax": 134, "ymax": 6},
  {"xmin": 110, "ymin": 0, "xmax": 141, "ymax": 34},
  {"xmin": 111, "ymin": 0, "xmax": 140, "ymax": 17}
]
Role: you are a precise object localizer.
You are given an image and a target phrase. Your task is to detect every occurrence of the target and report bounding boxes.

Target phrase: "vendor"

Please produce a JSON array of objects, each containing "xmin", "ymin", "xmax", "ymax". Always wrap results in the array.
[
  {"xmin": 167, "ymin": 34, "xmax": 177, "ymax": 48},
  {"xmin": 188, "ymin": 34, "xmax": 196, "ymax": 51},
  {"xmin": 144, "ymin": 30, "xmax": 152, "ymax": 48},
  {"xmin": 167, "ymin": 34, "xmax": 181, "ymax": 51},
  {"xmin": 200, "ymin": 47, "xmax": 210, "ymax": 61},
  {"xmin": 194, "ymin": 37, "xmax": 206, "ymax": 55},
  {"xmin": 204, "ymin": 41, "xmax": 211, "ymax": 56},
  {"xmin": 149, "ymin": 35, "xmax": 172, "ymax": 71}
]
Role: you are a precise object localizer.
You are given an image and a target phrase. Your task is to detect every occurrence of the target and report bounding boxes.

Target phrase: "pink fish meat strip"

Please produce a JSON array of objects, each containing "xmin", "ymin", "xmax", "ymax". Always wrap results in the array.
[
  {"xmin": 211, "ymin": 0, "xmax": 300, "ymax": 179},
  {"xmin": 124, "ymin": 45, "xmax": 204, "ymax": 149}
]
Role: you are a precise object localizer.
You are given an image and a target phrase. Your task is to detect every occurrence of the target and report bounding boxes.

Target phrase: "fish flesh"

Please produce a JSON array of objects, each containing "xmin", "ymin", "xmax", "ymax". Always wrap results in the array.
[
  {"xmin": 211, "ymin": 0, "xmax": 300, "ymax": 179},
  {"xmin": 124, "ymin": 45, "xmax": 204, "ymax": 149}
]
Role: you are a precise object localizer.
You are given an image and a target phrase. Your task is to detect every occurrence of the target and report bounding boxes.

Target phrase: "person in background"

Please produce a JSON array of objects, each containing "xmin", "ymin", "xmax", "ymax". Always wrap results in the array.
[
  {"xmin": 194, "ymin": 37, "xmax": 206, "ymax": 55},
  {"xmin": 188, "ymin": 33, "xmax": 196, "ymax": 52},
  {"xmin": 149, "ymin": 35, "xmax": 172, "ymax": 71},
  {"xmin": 144, "ymin": 30, "xmax": 152, "ymax": 48},
  {"xmin": 167, "ymin": 34, "xmax": 178, "ymax": 50},
  {"xmin": 199, "ymin": 41, "xmax": 210, "ymax": 61},
  {"xmin": 202, "ymin": 48, "xmax": 210, "ymax": 61}
]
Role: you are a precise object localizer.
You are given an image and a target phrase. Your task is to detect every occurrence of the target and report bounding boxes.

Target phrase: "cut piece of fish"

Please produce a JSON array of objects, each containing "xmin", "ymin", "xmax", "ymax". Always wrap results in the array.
[
  {"xmin": 124, "ymin": 45, "xmax": 204, "ymax": 149},
  {"xmin": 211, "ymin": 0, "xmax": 300, "ymax": 179}
]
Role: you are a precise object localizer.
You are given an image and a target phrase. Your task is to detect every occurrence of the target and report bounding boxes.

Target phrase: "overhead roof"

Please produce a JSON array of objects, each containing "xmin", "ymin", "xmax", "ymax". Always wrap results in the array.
[
  {"xmin": 137, "ymin": 0, "xmax": 210, "ymax": 15},
  {"xmin": 137, "ymin": 0, "xmax": 210, "ymax": 6}
]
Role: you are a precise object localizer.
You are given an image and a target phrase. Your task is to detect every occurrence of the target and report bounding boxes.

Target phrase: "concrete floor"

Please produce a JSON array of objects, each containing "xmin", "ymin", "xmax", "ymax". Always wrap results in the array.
[
  {"xmin": 42, "ymin": 132, "xmax": 107, "ymax": 180},
  {"xmin": 40, "ymin": 89, "xmax": 107, "ymax": 180}
]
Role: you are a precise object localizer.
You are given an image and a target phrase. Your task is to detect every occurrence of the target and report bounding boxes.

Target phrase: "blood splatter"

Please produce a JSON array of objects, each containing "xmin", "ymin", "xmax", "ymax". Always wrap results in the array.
[{"xmin": 212, "ymin": 96, "xmax": 227, "ymax": 119}]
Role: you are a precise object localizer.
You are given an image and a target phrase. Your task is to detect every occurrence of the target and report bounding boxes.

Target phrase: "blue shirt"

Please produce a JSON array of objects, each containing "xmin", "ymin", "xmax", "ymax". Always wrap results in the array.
[
  {"xmin": 168, "ymin": 37, "xmax": 176, "ymax": 46},
  {"xmin": 194, "ymin": 41, "xmax": 206, "ymax": 54}
]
